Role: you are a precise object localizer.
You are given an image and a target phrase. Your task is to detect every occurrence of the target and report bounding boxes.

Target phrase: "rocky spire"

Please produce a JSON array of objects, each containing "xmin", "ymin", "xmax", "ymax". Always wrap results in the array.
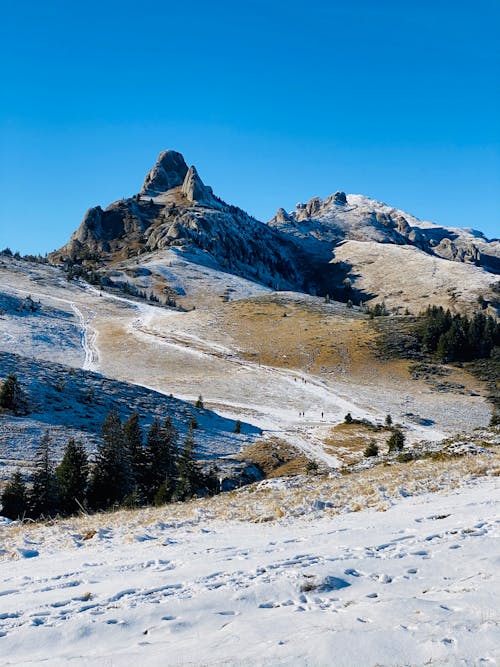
[
  {"xmin": 141, "ymin": 150, "xmax": 189, "ymax": 195},
  {"xmin": 181, "ymin": 165, "xmax": 214, "ymax": 205}
]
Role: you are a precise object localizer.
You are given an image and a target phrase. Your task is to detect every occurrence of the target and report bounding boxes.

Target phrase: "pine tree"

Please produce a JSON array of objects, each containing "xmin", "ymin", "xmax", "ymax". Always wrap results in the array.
[
  {"xmin": 143, "ymin": 418, "xmax": 162, "ymax": 501},
  {"xmin": 123, "ymin": 411, "xmax": 144, "ymax": 497},
  {"xmin": 143, "ymin": 417, "xmax": 178, "ymax": 502},
  {"xmin": 176, "ymin": 427, "xmax": 201, "ymax": 501},
  {"xmin": 364, "ymin": 440, "xmax": 379, "ymax": 457},
  {"xmin": 387, "ymin": 428, "xmax": 405, "ymax": 453},
  {"xmin": 0, "ymin": 372, "xmax": 27, "ymax": 415},
  {"xmin": 56, "ymin": 439, "xmax": 89, "ymax": 516},
  {"xmin": 88, "ymin": 412, "xmax": 133, "ymax": 509},
  {"xmin": 29, "ymin": 431, "xmax": 59, "ymax": 518},
  {"xmin": 159, "ymin": 416, "xmax": 178, "ymax": 495},
  {"xmin": 1, "ymin": 470, "xmax": 28, "ymax": 520}
]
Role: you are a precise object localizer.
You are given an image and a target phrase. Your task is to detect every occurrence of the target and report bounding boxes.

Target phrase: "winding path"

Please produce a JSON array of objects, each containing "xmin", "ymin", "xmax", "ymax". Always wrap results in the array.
[{"xmin": 0, "ymin": 284, "xmax": 99, "ymax": 371}]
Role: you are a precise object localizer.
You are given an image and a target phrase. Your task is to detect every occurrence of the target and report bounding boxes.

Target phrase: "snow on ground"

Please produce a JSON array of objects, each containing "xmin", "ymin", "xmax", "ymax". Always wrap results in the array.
[
  {"xmin": 0, "ymin": 472, "xmax": 498, "ymax": 666},
  {"xmin": 0, "ymin": 257, "xmax": 493, "ymax": 471},
  {"xmin": 332, "ymin": 241, "xmax": 496, "ymax": 314},
  {"xmin": 0, "ymin": 351, "xmax": 262, "ymax": 481}
]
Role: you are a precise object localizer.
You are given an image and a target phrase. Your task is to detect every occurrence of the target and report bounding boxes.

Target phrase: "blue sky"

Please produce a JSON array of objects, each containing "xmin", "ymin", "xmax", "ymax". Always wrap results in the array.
[{"xmin": 1, "ymin": 0, "xmax": 499, "ymax": 254}]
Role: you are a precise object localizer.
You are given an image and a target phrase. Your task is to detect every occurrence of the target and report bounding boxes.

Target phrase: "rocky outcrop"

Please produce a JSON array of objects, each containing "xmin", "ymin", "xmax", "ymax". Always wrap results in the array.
[
  {"xmin": 51, "ymin": 150, "xmax": 311, "ymax": 293},
  {"xmin": 434, "ymin": 238, "xmax": 481, "ymax": 264},
  {"xmin": 181, "ymin": 166, "xmax": 214, "ymax": 205},
  {"xmin": 141, "ymin": 150, "xmax": 189, "ymax": 195}
]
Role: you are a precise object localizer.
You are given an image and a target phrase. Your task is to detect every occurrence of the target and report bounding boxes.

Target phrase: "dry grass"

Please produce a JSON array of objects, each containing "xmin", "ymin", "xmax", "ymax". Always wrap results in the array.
[
  {"xmin": 237, "ymin": 438, "xmax": 311, "ymax": 478},
  {"xmin": 222, "ymin": 296, "xmax": 426, "ymax": 388},
  {"xmin": 323, "ymin": 421, "xmax": 393, "ymax": 464},
  {"xmin": 1, "ymin": 446, "xmax": 497, "ymax": 560}
]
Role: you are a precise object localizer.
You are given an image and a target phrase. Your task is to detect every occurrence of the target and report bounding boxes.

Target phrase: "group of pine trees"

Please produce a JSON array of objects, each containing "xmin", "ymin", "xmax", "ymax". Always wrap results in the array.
[
  {"xmin": 419, "ymin": 306, "xmax": 500, "ymax": 362},
  {"xmin": 1, "ymin": 411, "xmax": 219, "ymax": 521}
]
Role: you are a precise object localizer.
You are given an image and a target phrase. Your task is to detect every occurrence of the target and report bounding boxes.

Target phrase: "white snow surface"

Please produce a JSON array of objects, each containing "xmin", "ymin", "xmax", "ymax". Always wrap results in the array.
[{"xmin": 0, "ymin": 477, "xmax": 498, "ymax": 666}]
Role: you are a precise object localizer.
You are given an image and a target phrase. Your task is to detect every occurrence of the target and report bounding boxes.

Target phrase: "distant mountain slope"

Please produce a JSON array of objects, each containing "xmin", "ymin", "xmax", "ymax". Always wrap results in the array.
[
  {"xmin": 269, "ymin": 192, "xmax": 500, "ymax": 272},
  {"xmin": 50, "ymin": 150, "xmax": 500, "ymax": 310}
]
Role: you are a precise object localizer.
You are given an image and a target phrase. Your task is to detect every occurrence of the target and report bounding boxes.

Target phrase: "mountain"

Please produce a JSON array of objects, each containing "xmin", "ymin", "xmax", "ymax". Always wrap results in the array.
[
  {"xmin": 52, "ymin": 150, "xmax": 309, "ymax": 293},
  {"xmin": 269, "ymin": 192, "xmax": 500, "ymax": 270},
  {"xmin": 2, "ymin": 153, "xmax": 499, "ymax": 667},
  {"xmin": 51, "ymin": 150, "xmax": 500, "ymax": 314}
]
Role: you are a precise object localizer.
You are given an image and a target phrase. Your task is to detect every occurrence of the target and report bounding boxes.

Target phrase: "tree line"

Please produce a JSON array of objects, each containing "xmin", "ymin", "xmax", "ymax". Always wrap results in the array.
[
  {"xmin": 419, "ymin": 306, "xmax": 500, "ymax": 362},
  {"xmin": 1, "ymin": 411, "xmax": 219, "ymax": 521}
]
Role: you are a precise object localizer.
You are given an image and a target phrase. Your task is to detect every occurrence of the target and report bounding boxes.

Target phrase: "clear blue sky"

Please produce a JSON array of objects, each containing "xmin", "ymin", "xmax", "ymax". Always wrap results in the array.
[{"xmin": 1, "ymin": 0, "xmax": 499, "ymax": 254}]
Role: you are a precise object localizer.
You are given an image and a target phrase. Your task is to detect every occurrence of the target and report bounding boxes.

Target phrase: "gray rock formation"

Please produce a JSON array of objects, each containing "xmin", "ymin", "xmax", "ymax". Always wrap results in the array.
[
  {"xmin": 141, "ymin": 150, "xmax": 189, "ymax": 195},
  {"xmin": 181, "ymin": 166, "xmax": 214, "ymax": 205}
]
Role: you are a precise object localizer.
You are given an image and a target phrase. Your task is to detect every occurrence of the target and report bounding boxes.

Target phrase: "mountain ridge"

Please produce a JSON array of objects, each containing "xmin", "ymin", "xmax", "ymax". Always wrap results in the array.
[{"xmin": 49, "ymin": 150, "xmax": 500, "ymax": 312}]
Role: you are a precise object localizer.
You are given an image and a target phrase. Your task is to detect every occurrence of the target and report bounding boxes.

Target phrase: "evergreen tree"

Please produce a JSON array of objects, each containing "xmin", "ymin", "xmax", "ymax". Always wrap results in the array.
[
  {"xmin": 176, "ymin": 427, "xmax": 202, "ymax": 500},
  {"xmin": 143, "ymin": 417, "xmax": 178, "ymax": 502},
  {"xmin": 0, "ymin": 373, "xmax": 27, "ymax": 415},
  {"xmin": 29, "ymin": 431, "xmax": 59, "ymax": 518},
  {"xmin": 387, "ymin": 428, "xmax": 405, "ymax": 453},
  {"xmin": 364, "ymin": 440, "xmax": 379, "ymax": 457},
  {"xmin": 1, "ymin": 470, "xmax": 28, "ymax": 520},
  {"xmin": 88, "ymin": 412, "xmax": 133, "ymax": 509},
  {"xmin": 123, "ymin": 411, "xmax": 144, "ymax": 495},
  {"xmin": 143, "ymin": 417, "xmax": 162, "ymax": 501},
  {"xmin": 56, "ymin": 439, "xmax": 89, "ymax": 516},
  {"xmin": 159, "ymin": 416, "xmax": 178, "ymax": 494}
]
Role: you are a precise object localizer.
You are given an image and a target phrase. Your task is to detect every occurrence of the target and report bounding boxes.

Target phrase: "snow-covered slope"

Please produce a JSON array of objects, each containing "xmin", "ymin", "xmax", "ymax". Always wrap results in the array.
[
  {"xmin": 0, "ymin": 465, "xmax": 498, "ymax": 666},
  {"xmin": 0, "ymin": 351, "xmax": 261, "ymax": 482},
  {"xmin": 332, "ymin": 240, "xmax": 498, "ymax": 314},
  {"xmin": 269, "ymin": 192, "xmax": 500, "ymax": 271},
  {"xmin": 0, "ymin": 256, "xmax": 494, "ymax": 477}
]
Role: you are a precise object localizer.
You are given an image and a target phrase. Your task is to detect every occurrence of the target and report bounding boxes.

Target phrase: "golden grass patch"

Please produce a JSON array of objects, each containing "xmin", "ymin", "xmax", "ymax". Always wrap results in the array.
[{"xmin": 237, "ymin": 437, "xmax": 311, "ymax": 478}]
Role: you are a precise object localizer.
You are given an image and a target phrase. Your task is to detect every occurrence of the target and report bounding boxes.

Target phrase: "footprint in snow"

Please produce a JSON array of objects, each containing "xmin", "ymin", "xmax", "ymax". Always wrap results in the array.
[
  {"xmin": 344, "ymin": 568, "xmax": 361, "ymax": 577},
  {"xmin": 17, "ymin": 548, "xmax": 39, "ymax": 559},
  {"xmin": 216, "ymin": 610, "xmax": 238, "ymax": 616}
]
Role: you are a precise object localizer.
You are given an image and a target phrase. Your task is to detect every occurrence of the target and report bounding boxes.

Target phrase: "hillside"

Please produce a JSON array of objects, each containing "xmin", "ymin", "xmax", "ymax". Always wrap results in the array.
[
  {"xmin": 0, "ymin": 255, "xmax": 495, "ymax": 475},
  {"xmin": 0, "ymin": 448, "xmax": 498, "ymax": 666}
]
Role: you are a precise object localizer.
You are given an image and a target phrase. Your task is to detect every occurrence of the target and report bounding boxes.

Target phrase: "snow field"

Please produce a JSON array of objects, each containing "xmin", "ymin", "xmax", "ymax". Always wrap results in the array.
[{"xmin": 0, "ymin": 475, "xmax": 498, "ymax": 666}]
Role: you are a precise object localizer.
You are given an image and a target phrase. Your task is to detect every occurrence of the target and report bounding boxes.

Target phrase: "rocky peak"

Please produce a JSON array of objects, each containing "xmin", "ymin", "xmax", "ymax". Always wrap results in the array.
[
  {"xmin": 273, "ymin": 207, "xmax": 293, "ymax": 224},
  {"xmin": 141, "ymin": 150, "xmax": 189, "ymax": 195},
  {"xmin": 327, "ymin": 191, "xmax": 348, "ymax": 206},
  {"xmin": 181, "ymin": 165, "xmax": 214, "ymax": 205}
]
